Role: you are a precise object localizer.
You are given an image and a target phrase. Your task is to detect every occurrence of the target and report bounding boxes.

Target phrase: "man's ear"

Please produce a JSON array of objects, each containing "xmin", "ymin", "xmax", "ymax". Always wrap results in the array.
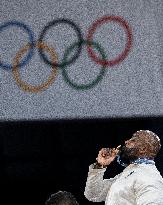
[{"xmin": 138, "ymin": 146, "xmax": 148, "ymax": 156}]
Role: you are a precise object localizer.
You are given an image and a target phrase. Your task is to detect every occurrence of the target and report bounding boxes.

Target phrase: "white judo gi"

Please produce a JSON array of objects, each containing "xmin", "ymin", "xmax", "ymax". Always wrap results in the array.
[{"xmin": 84, "ymin": 163, "xmax": 163, "ymax": 205}]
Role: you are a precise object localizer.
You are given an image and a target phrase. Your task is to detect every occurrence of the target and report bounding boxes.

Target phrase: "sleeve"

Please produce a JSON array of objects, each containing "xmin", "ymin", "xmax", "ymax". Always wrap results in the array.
[
  {"xmin": 84, "ymin": 164, "xmax": 121, "ymax": 202},
  {"xmin": 134, "ymin": 174, "xmax": 163, "ymax": 205}
]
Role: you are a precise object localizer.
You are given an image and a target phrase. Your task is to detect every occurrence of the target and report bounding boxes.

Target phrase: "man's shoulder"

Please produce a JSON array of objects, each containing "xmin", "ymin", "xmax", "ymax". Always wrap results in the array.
[{"xmin": 131, "ymin": 164, "xmax": 163, "ymax": 183}]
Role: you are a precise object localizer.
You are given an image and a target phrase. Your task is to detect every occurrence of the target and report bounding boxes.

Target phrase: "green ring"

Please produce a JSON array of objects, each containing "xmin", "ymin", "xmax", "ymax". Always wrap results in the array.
[{"xmin": 61, "ymin": 40, "xmax": 107, "ymax": 90}]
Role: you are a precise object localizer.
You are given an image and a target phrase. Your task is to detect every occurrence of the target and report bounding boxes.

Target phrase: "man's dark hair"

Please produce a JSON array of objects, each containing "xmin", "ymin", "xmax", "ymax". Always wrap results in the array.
[
  {"xmin": 132, "ymin": 130, "xmax": 161, "ymax": 158},
  {"xmin": 45, "ymin": 191, "xmax": 79, "ymax": 205}
]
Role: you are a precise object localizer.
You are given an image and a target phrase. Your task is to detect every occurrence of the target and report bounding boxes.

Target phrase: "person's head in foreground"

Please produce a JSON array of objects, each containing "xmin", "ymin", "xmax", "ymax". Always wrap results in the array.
[
  {"xmin": 117, "ymin": 130, "xmax": 161, "ymax": 166},
  {"xmin": 45, "ymin": 191, "xmax": 79, "ymax": 205}
]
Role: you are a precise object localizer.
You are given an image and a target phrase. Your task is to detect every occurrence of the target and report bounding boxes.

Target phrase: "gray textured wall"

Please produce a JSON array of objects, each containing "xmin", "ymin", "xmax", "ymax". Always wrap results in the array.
[{"xmin": 0, "ymin": 0, "xmax": 163, "ymax": 120}]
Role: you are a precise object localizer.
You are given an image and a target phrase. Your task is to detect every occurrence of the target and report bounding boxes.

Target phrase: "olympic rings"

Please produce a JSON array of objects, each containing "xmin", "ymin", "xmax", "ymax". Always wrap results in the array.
[
  {"xmin": 0, "ymin": 21, "xmax": 35, "ymax": 70},
  {"xmin": 12, "ymin": 42, "xmax": 58, "ymax": 93},
  {"xmin": 1, "ymin": 15, "xmax": 133, "ymax": 92},
  {"xmin": 38, "ymin": 18, "xmax": 83, "ymax": 68},
  {"xmin": 62, "ymin": 40, "xmax": 107, "ymax": 90},
  {"xmin": 87, "ymin": 16, "xmax": 133, "ymax": 66}
]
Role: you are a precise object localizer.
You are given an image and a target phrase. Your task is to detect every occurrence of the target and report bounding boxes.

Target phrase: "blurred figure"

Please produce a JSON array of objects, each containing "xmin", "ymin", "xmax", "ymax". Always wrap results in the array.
[
  {"xmin": 84, "ymin": 130, "xmax": 163, "ymax": 205},
  {"xmin": 45, "ymin": 190, "xmax": 79, "ymax": 205}
]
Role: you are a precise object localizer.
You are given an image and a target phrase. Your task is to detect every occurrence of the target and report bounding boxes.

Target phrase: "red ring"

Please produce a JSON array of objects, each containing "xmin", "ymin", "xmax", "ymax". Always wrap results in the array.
[{"xmin": 86, "ymin": 16, "xmax": 133, "ymax": 66}]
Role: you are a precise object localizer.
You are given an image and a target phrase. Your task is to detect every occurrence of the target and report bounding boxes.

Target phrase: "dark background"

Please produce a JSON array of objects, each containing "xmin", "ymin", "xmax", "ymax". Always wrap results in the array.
[{"xmin": 0, "ymin": 117, "xmax": 163, "ymax": 205}]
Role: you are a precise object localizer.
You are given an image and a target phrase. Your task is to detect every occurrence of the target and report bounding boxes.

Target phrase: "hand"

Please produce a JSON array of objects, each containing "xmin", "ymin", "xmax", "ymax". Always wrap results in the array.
[{"xmin": 96, "ymin": 148, "xmax": 119, "ymax": 166}]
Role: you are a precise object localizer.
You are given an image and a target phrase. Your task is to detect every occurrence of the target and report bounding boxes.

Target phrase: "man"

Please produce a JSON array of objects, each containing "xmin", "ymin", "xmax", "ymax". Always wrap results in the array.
[
  {"xmin": 45, "ymin": 190, "xmax": 79, "ymax": 205},
  {"xmin": 84, "ymin": 130, "xmax": 163, "ymax": 205}
]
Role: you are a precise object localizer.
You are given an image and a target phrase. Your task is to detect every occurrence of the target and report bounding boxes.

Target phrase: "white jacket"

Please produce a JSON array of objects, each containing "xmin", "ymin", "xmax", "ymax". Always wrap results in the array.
[{"xmin": 84, "ymin": 163, "xmax": 163, "ymax": 205}]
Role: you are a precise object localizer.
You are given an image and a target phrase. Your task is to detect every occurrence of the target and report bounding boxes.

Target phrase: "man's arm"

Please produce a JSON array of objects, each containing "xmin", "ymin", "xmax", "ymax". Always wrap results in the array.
[
  {"xmin": 84, "ymin": 147, "xmax": 120, "ymax": 202},
  {"xmin": 84, "ymin": 163, "xmax": 121, "ymax": 202}
]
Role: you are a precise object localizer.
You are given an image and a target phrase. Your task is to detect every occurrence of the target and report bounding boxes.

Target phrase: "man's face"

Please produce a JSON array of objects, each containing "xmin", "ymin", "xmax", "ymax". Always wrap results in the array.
[
  {"xmin": 125, "ymin": 136, "xmax": 138, "ymax": 148},
  {"xmin": 119, "ymin": 136, "xmax": 140, "ymax": 162}
]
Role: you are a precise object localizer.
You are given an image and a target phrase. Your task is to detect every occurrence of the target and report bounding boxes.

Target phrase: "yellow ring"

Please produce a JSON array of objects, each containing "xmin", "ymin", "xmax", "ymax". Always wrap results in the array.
[{"xmin": 12, "ymin": 42, "xmax": 58, "ymax": 93}]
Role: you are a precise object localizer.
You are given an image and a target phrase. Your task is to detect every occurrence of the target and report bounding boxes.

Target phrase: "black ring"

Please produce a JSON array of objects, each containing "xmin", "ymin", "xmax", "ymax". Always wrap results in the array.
[{"xmin": 38, "ymin": 18, "xmax": 83, "ymax": 68}]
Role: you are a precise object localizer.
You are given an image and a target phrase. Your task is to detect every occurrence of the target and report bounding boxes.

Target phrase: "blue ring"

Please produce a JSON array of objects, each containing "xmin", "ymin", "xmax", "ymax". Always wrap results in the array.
[{"xmin": 0, "ymin": 21, "xmax": 35, "ymax": 70}]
